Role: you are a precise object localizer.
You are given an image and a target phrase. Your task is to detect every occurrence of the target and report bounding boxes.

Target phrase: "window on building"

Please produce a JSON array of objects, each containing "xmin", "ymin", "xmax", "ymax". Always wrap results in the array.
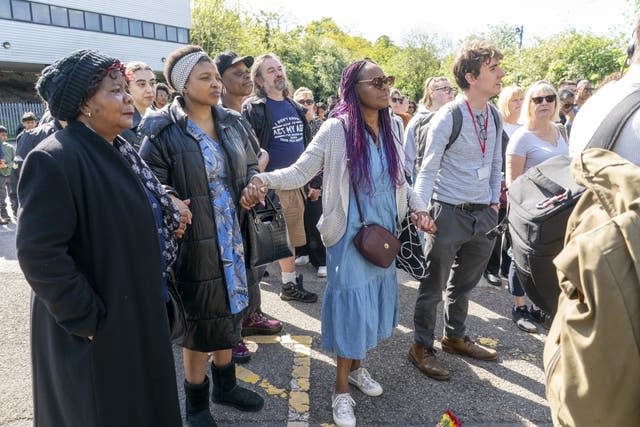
[
  {"xmin": 154, "ymin": 24, "xmax": 166, "ymax": 41},
  {"xmin": 101, "ymin": 14, "xmax": 114, "ymax": 33},
  {"xmin": 84, "ymin": 11, "xmax": 100, "ymax": 31},
  {"xmin": 178, "ymin": 28, "xmax": 189, "ymax": 43},
  {"xmin": 142, "ymin": 21, "xmax": 154, "ymax": 39},
  {"xmin": 166, "ymin": 26, "xmax": 177, "ymax": 42},
  {"xmin": 31, "ymin": 2, "xmax": 50, "ymax": 24},
  {"xmin": 11, "ymin": 0, "xmax": 31, "ymax": 21},
  {"xmin": 0, "ymin": 0, "xmax": 11, "ymax": 19},
  {"xmin": 129, "ymin": 19, "xmax": 142, "ymax": 37},
  {"xmin": 68, "ymin": 9, "xmax": 83, "ymax": 28},
  {"xmin": 115, "ymin": 17, "xmax": 128, "ymax": 35},
  {"xmin": 50, "ymin": 6, "xmax": 68, "ymax": 27}
]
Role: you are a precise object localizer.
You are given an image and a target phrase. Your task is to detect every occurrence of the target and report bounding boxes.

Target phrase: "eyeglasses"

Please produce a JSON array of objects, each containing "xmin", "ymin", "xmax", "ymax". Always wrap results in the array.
[
  {"xmin": 299, "ymin": 99, "xmax": 315, "ymax": 106},
  {"xmin": 391, "ymin": 97, "xmax": 404, "ymax": 103},
  {"xmin": 433, "ymin": 86, "xmax": 457, "ymax": 95},
  {"xmin": 531, "ymin": 94, "xmax": 557, "ymax": 104},
  {"xmin": 357, "ymin": 75, "xmax": 395, "ymax": 89}
]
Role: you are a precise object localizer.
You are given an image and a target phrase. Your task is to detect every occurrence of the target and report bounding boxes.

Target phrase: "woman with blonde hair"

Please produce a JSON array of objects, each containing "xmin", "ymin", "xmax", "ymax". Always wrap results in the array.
[
  {"xmin": 506, "ymin": 81, "xmax": 567, "ymax": 333},
  {"xmin": 497, "ymin": 85, "xmax": 524, "ymax": 137}
]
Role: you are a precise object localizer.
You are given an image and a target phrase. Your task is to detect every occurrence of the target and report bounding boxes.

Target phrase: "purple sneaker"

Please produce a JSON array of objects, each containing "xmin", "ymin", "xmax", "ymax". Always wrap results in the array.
[
  {"xmin": 232, "ymin": 340, "xmax": 251, "ymax": 364},
  {"xmin": 242, "ymin": 312, "xmax": 283, "ymax": 336}
]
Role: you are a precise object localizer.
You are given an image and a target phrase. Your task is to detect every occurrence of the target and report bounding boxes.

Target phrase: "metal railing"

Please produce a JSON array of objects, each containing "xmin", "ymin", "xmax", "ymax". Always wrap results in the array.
[{"xmin": 0, "ymin": 103, "xmax": 47, "ymax": 140}]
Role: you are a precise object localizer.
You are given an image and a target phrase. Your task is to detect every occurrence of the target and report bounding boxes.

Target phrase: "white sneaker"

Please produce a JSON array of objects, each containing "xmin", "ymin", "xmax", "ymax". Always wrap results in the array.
[
  {"xmin": 332, "ymin": 393, "xmax": 356, "ymax": 427},
  {"xmin": 295, "ymin": 255, "xmax": 309, "ymax": 266},
  {"xmin": 348, "ymin": 367, "xmax": 383, "ymax": 397},
  {"xmin": 317, "ymin": 266, "xmax": 327, "ymax": 278}
]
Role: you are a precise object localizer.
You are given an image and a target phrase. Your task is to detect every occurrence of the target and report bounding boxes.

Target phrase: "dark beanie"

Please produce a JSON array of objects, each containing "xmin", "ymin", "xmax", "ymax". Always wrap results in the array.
[{"xmin": 36, "ymin": 49, "xmax": 118, "ymax": 121}]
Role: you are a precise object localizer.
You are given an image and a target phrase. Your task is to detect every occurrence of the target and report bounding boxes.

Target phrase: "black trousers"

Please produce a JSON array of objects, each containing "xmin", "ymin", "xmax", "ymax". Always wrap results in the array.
[
  {"xmin": 485, "ymin": 207, "xmax": 510, "ymax": 276},
  {"xmin": 295, "ymin": 197, "xmax": 326, "ymax": 267}
]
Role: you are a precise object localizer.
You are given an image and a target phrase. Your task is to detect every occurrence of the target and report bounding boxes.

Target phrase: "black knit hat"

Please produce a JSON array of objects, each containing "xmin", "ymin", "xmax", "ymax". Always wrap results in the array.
[{"xmin": 36, "ymin": 49, "xmax": 118, "ymax": 120}]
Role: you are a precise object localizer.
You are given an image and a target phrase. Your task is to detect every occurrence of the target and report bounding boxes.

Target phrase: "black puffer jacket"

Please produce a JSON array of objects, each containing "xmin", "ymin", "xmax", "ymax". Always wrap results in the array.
[{"xmin": 139, "ymin": 97, "xmax": 259, "ymax": 351}]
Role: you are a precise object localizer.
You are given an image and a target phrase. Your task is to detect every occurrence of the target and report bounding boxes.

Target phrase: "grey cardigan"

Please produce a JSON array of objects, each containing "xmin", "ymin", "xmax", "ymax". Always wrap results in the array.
[{"xmin": 255, "ymin": 117, "xmax": 427, "ymax": 247}]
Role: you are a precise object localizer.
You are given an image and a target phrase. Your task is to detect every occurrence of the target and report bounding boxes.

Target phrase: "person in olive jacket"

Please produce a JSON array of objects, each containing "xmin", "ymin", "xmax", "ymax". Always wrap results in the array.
[
  {"xmin": 16, "ymin": 50, "xmax": 188, "ymax": 426},
  {"xmin": 139, "ymin": 45, "xmax": 265, "ymax": 426}
]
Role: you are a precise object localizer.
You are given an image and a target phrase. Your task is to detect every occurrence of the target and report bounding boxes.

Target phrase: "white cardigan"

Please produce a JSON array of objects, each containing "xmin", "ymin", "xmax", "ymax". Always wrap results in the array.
[{"xmin": 254, "ymin": 117, "xmax": 427, "ymax": 247}]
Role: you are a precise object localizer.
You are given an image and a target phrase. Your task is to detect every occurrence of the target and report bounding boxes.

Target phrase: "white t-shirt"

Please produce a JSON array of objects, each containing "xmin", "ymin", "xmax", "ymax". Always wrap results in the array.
[
  {"xmin": 503, "ymin": 122, "xmax": 521, "ymax": 138},
  {"xmin": 506, "ymin": 127, "xmax": 569, "ymax": 172},
  {"xmin": 569, "ymin": 65, "xmax": 640, "ymax": 165}
]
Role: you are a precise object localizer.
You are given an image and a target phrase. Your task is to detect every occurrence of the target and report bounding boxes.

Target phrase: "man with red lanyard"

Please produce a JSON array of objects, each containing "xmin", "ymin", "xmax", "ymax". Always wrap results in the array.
[{"xmin": 409, "ymin": 40, "xmax": 505, "ymax": 381}]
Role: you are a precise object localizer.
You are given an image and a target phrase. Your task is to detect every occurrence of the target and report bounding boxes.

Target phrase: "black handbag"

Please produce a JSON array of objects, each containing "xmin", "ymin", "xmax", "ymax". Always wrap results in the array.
[
  {"xmin": 166, "ymin": 271, "xmax": 186, "ymax": 344},
  {"xmin": 351, "ymin": 181, "xmax": 400, "ymax": 269},
  {"xmin": 245, "ymin": 194, "xmax": 293, "ymax": 268}
]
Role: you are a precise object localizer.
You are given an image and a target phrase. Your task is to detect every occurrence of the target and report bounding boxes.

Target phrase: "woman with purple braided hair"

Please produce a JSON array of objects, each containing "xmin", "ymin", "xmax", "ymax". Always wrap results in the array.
[{"xmin": 241, "ymin": 59, "xmax": 436, "ymax": 427}]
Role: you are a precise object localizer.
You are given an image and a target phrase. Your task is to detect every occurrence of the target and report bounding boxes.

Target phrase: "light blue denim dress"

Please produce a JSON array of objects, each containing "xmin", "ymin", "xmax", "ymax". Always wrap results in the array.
[{"xmin": 321, "ymin": 134, "xmax": 398, "ymax": 359}]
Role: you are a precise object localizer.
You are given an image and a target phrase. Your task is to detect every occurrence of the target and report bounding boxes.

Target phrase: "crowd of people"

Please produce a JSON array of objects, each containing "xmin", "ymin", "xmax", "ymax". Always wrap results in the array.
[{"xmin": 5, "ymin": 18, "xmax": 640, "ymax": 427}]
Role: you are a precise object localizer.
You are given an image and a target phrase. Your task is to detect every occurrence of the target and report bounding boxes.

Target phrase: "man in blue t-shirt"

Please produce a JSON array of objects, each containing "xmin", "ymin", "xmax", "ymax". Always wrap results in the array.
[{"xmin": 242, "ymin": 53, "xmax": 317, "ymax": 303}]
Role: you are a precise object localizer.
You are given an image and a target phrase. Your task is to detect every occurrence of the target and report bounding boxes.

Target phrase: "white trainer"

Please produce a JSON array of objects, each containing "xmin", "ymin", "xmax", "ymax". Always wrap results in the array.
[
  {"xmin": 348, "ymin": 367, "xmax": 383, "ymax": 397},
  {"xmin": 317, "ymin": 266, "xmax": 327, "ymax": 278},
  {"xmin": 332, "ymin": 393, "xmax": 356, "ymax": 427},
  {"xmin": 295, "ymin": 255, "xmax": 309, "ymax": 266}
]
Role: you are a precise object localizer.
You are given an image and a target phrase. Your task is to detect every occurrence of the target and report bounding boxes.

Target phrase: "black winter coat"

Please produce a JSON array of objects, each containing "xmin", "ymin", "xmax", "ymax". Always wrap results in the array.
[
  {"xmin": 14, "ymin": 120, "xmax": 62, "ymax": 172},
  {"xmin": 16, "ymin": 121, "xmax": 181, "ymax": 426},
  {"xmin": 139, "ymin": 97, "xmax": 259, "ymax": 351}
]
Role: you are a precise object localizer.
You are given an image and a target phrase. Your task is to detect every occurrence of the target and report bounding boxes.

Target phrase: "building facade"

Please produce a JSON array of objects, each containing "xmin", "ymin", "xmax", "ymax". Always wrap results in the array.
[{"xmin": 0, "ymin": 0, "xmax": 191, "ymax": 72}]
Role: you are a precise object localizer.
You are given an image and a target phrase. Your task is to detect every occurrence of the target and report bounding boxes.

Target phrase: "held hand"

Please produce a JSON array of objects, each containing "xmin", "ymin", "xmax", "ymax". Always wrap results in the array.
[
  {"xmin": 0, "ymin": 160, "xmax": 5, "ymax": 168},
  {"xmin": 307, "ymin": 187, "xmax": 321, "ymax": 201},
  {"xmin": 169, "ymin": 196, "xmax": 192, "ymax": 238},
  {"xmin": 240, "ymin": 177, "xmax": 267, "ymax": 210},
  {"xmin": 412, "ymin": 211, "xmax": 437, "ymax": 234}
]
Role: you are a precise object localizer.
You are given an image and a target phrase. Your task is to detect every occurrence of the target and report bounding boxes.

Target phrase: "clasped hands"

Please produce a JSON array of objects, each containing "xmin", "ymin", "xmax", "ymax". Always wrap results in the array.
[
  {"xmin": 240, "ymin": 177, "xmax": 268, "ymax": 209},
  {"xmin": 169, "ymin": 195, "xmax": 192, "ymax": 238},
  {"xmin": 411, "ymin": 211, "xmax": 437, "ymax": 234}
]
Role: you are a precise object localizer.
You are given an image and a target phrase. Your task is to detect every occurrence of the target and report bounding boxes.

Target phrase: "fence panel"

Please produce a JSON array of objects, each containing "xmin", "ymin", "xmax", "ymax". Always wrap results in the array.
[{"xmin": 0, "ymin": 102, "xmax": 47, "ymax": 140}]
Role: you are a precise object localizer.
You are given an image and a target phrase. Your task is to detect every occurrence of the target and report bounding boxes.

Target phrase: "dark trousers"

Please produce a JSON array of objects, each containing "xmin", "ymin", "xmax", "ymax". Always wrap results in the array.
[
  {"xmin": 0, "ymin": 174, "xmax": 9, "ymax": 213},
  {"xmin": 485, "ymin": 207, "xmax": 511, "ymax": 276},
  {"xmin": 8, "ymin": 171, "xmax": 18, "ymax": 214},
  {"xmin": 295, "ymin": 197, "xmax": 326, "ymax": 267},
  {"xmin": 413, "ymin": 202, "xmax": 498, "ymax": 348}
]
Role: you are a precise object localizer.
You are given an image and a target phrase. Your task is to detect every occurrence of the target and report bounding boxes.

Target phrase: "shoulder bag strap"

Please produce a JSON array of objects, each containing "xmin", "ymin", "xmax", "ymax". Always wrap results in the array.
[
  {"xmin": 585, "ymin": 89, "xmax": 640, "ymax": 150},
  {"xmin": 338, "ymin": 116, "xmax": 367, "ymax": 226}
]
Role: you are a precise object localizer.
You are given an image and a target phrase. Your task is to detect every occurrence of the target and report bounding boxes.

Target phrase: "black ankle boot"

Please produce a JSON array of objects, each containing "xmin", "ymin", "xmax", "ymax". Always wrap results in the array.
[
  {"xmin": 184, "ymin": 377, "xmax": 218, "ymax": 427},
  {"xmin": 211, "ymin": 362, "xmax": 264, "ymax": 412}
]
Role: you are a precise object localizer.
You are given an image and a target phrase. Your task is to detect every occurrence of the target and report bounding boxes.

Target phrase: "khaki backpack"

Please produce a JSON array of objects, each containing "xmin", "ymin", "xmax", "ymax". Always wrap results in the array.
[{"xmin": 544, "ymin": 148, "xmax": 640, "ymax": 426}]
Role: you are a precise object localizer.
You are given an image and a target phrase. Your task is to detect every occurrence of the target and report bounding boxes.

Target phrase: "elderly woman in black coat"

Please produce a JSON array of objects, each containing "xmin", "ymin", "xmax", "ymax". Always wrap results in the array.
[
  {"xmin": 16, "ymin": 49, "xmax": 189, "ymax": 426},
  {"xmin": 139, "ymin": 45, "xmax": 264, "ymax": 426}
]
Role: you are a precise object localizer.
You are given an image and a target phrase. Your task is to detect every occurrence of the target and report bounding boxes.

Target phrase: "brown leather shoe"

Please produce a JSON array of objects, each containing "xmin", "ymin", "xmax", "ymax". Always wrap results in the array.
[
  {"xmin": 441, "ymin": 336, "xmax": 498, "ymax": 361},
  {"xmin": 408, "ymin": 342, "xmax": 450, "ymax": 381}
]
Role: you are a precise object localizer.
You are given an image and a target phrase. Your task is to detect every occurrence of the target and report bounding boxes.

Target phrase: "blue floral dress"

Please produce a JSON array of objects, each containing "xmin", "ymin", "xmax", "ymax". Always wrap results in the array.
[
  {"xmin": 188, "ymin": 120, "xmax": 248, "ymax": 314},
  {"xmin": 321, "ymin": 134, "xmax": 398, "ymax": 359}
]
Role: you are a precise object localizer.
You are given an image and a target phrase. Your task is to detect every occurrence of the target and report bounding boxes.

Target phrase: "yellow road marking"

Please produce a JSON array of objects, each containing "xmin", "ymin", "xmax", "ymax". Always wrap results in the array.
[{"xmin": 237, "ymin": 334, "xmax": 313, "ymax": 424}]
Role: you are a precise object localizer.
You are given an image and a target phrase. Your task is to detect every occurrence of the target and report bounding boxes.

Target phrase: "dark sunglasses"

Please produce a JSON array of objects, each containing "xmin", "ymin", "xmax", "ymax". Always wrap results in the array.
[
  {"xmin": 357, "ymin": 75, "xmax": 395, "ymax": 89},
  {"xmin": 391, "ymin": 97, "xmax": 404, "ymax": 103},
  {"xmin": 433, "ymin": 86, "xmax": 457, "ymax": 95},
  {"xmin": 562, "ymin": 103, "xmax": 576, "ymax": 109},
  {"xmin": 299, "ymin": 99, "xmax": 315, "ymax": 106},
  {"xmin": 531, "ymin": 94, "xmax": 557, "ymax": 104}
]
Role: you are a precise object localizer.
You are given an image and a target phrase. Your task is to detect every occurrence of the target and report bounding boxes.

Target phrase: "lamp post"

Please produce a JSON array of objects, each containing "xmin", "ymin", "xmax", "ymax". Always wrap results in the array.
[{"xmin": 515, "ymin": 25, "xmax": 524, "ymax": 85}]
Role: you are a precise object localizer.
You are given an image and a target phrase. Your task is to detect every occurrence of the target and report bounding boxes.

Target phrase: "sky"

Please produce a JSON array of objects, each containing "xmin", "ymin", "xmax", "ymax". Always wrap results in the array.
[{"xmin": 233, "ymin": 0, "xmax": 635, "ymax": 46}]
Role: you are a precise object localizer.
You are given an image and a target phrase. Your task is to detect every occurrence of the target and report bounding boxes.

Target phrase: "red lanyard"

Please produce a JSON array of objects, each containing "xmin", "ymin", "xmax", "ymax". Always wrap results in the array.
[{"xmin": 464, "ymin": 100, "xmax": 488, "ymax": 158}]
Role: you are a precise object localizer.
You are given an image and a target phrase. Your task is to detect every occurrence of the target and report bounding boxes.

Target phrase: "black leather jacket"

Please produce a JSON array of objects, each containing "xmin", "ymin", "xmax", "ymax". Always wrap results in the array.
[{"xmin": 138, "ymin": 97, "xmax": 259, "ymax": 350}]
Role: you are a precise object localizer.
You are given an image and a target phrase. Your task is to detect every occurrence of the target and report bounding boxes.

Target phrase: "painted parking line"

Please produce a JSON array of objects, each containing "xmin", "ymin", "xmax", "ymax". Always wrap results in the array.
[{"xmin": 236, "ymin": 334, "xmax": 313, "ymax": 426}]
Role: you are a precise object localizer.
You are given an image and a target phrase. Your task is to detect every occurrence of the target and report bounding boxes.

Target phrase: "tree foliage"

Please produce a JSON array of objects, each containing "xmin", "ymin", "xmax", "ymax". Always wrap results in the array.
[{"xmin": 190, "ymin": 0, "xmax": 627, "ymax": 102}]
